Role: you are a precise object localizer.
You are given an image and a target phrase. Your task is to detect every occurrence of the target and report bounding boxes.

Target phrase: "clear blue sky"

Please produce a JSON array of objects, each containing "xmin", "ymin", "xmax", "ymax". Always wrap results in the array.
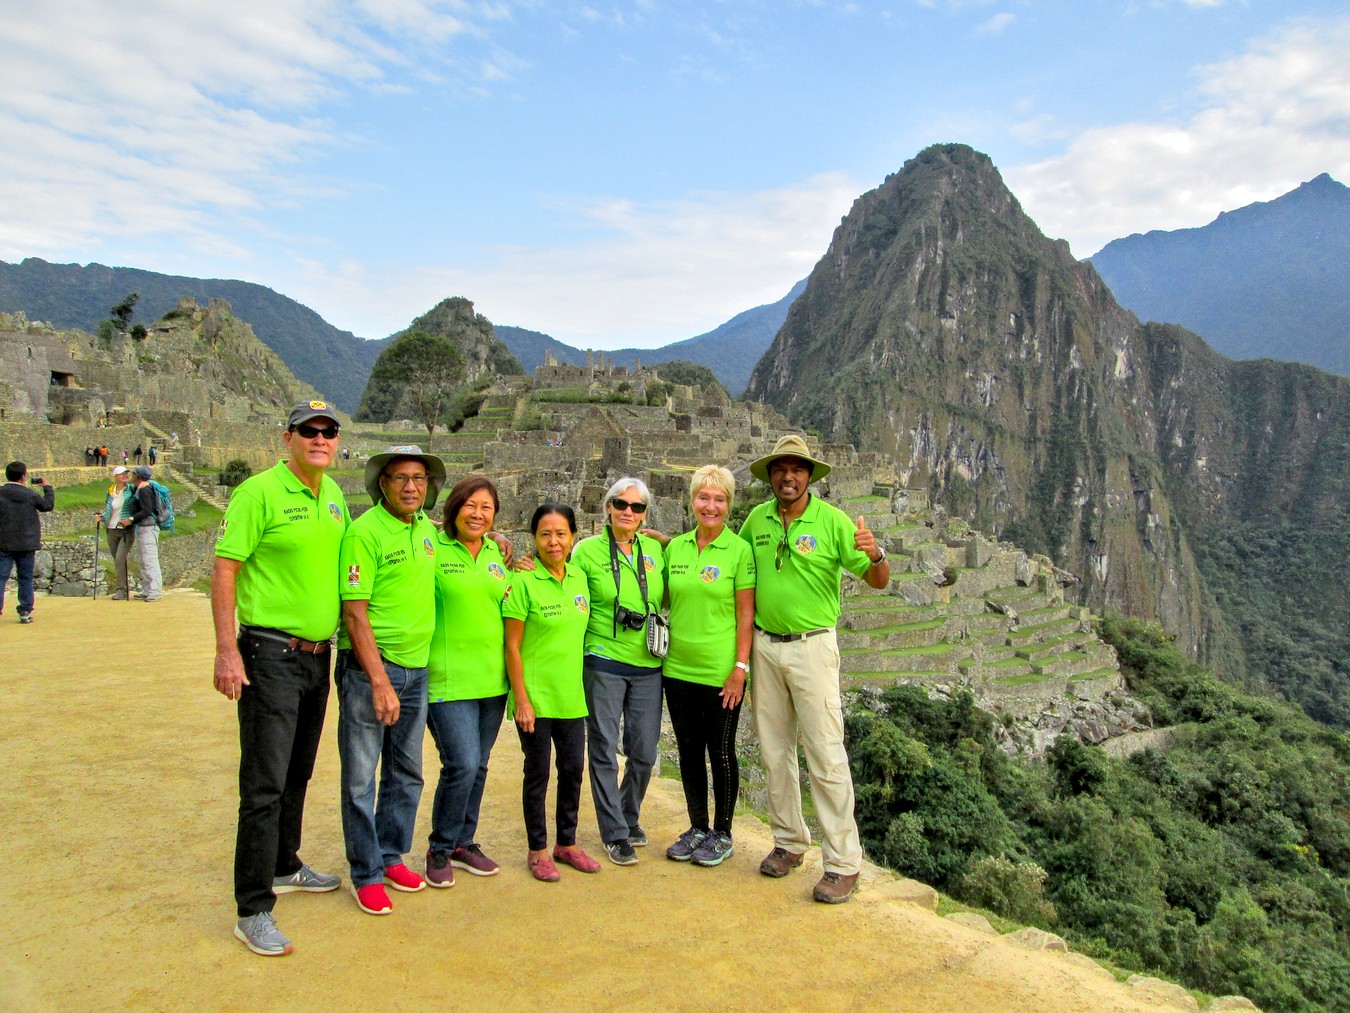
[{"xmin": 1, "ymin": 1, "xmax": 1346, "ymax": 348}]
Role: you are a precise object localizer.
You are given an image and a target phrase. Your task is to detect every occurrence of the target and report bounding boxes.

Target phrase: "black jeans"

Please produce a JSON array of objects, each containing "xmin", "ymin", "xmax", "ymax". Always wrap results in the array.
[
  {"xmin": 517, "ymin": 717, "xmax": 586, "ymax": 852},
  {"xmin": 663, "ymin": 676, "xmax": 742, "ymax": 835},
  {"xmin": 234, "ymin": 630, "xmax": 331, "ymax": 917}
]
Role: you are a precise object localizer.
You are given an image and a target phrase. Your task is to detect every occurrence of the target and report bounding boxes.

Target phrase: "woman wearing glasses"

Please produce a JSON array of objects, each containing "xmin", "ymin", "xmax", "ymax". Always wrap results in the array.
[
  {"xmin": 570, "ymin": 477, "xmax": 666, "ymax": 866},
  {"xmin": 422, "ymin": 476, "xmax": 510, "ymax": 887},
  {"xmin": 660, "ymin": 465, "xmax": 755, "ymax": 867}
]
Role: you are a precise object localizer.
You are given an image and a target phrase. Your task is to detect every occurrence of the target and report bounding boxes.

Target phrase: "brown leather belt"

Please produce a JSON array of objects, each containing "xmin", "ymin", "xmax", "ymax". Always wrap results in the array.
[
  {"xmin": 754, "ymin": 625, "xmax": 830, "ymax": 644},
  {"xmin": 241, "ymin": 626, "xmax": 331, "ymax": 655}
]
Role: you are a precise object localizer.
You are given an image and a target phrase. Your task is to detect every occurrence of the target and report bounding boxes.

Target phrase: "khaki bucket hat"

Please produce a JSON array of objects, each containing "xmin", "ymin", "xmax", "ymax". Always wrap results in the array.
[
  {"xmin": 363, "ymin": 445, "xmax": 446, "ymax": 509},
  {"xmin": 749, "ymin": 434, "xmax": 832, "ymax": 484}
]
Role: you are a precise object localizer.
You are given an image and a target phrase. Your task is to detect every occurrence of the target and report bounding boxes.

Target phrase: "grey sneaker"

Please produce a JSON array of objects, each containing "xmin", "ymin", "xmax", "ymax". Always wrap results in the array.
[
  {"xmin": 19, "ymin": 613, "xmax": 34, "ymax": 624},
  {"xmin": 665, "ymin": 827, "xmax": 708, "ymax": 862},
  {"xmin": 627, "ymin": 825, "xmax": 648, "ymax": 847},
  {"xmin": 605, "ymin": 840, "xmax": 638, "ymax": 866},
  {"xmin": 234, "ymin": 911, "xmax": 293, "ymax": 956},
  {"xmin": 273, "ymin": 864, "xmax": 340, "ymax": 894},
  {"xmin": 691, "ymin": 830, "xmax": 734, "ymax": 867}
]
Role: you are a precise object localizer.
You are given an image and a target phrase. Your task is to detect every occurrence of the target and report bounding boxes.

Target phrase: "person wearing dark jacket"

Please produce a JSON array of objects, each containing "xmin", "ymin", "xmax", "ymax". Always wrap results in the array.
[
  {"xmin": 120, "ymin": 466, "xmax": 162, "ymax": 601},
  {"xmin": 0, "ymin": 461, "xmax": 55, "ymax": 624}
]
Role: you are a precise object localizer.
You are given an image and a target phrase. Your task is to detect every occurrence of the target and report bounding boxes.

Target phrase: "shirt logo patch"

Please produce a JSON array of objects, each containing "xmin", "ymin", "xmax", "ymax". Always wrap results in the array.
[
  {"xmin": 642, "ymin": 554, "xmax": 655, "ymax": 573},
  {"xmin": 700, "ymin": 565, "xmax": 720, "ymax": 583},
  {"xmin": 328, "ymin": 502, "xmax": 342, "ymax": 522},
  {"xmin": 574, "ymin": 595, "xmax": 590, "ymax": 614},
  {"xmin": 487, "ymin": 562, "xmax": 506, "ymax": 580},
  {"xmin": 501, "ymin": 586, "xmax": 512, "ymax": 605},
  {"xmin": 217, "ymin": 518, "xmax": 228, "ymax": 537},
  {"xmin": 423, "ymin": 537, "xmax": 435, "ymax": 557},
  {"xmin": 346, "ymin": 564, "xmax": 361, "ymax": 587},
  {"xmin": 794, "ymin": 534, "xmax": 817, "ymax": 555}
]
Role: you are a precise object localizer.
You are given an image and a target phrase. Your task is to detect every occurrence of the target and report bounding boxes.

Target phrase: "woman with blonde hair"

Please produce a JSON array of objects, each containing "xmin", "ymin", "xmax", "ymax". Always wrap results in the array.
[{"xmin": 660, "ymin": 465, "xmax": 755, "ymax": 866}]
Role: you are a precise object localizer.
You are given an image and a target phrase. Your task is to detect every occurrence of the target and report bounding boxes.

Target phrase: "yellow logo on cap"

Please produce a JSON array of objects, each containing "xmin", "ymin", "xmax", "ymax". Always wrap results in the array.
[{"xmin": 310, "ymin": 401, "xmax": 326, "ymax": 409}]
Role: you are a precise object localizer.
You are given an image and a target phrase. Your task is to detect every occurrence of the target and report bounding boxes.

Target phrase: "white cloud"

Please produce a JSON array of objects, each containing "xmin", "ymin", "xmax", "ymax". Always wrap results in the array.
[
  {"xmin": 975, "ymin": 12, "xmax": 1015, "ymax": 35},
  {"xmin": 286, "ymin": 172, "xmax": 861, "ymax": 344},
  {"xmin": 1008, "ymin": 17, "xmax": 1350, "ymax": 256},
  {"xmin": 0, "ymin": 0, "xmax": 501, "ymax": 262}
]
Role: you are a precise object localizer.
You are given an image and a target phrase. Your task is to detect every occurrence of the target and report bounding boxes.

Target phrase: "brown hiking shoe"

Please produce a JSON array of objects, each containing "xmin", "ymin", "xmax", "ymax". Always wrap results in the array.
[
  {"xmin": 759, "ymin": 847, "xmax": 805, "ymax": 878},
  {"xmin": 813, "ymin": 871, "xmax": 860, "ymax": 904}
]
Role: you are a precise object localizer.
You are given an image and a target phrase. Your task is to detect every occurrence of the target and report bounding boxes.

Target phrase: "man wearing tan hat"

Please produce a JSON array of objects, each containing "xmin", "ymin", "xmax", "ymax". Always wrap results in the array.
[
  {"xmin": 739, "ymin": 434, "xmax": 889, "ymax": 903},
  {"xmin": 337, "ymin": 444, "xmax": 444, "ymax": 916}
]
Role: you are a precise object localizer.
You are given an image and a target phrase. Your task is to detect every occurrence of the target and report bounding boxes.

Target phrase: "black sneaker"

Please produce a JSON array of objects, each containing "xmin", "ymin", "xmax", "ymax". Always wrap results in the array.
[
  {"xmin": 627, "ymin": 825, "xmax": 648, "ymax": 847},
  {"xmin": 605, "ymin": 840, "xmax": 638, "ymax": 866},
  {"xmin": 665, "ymin": 827, "xmax": 707, "ymax": 862}
]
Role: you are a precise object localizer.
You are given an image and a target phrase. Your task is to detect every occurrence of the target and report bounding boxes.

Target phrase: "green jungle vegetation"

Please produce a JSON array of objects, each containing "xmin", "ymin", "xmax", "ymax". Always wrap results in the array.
[{"xmin": 848, "ymin": 617, "xmax": 1350, "ymax": 1012}]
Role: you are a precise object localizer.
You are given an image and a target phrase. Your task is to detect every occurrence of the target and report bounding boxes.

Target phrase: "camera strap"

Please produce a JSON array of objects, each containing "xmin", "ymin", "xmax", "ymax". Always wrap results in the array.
[{"xmin": 608, "ymin": 527, "xmax": 650, "ymax": 637}]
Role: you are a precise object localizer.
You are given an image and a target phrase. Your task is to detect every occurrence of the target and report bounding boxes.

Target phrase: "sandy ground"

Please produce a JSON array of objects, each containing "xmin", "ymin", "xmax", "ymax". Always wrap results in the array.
[{"xmin": 0, "ymin": 592, "xmax": 1174, "ymax": 1012}]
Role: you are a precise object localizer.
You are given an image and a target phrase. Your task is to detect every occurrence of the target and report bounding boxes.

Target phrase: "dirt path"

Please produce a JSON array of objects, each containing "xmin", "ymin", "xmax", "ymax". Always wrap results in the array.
[{"xmin": 1, "ymin": 593, "xmax": 1175, "ymax": 1012}]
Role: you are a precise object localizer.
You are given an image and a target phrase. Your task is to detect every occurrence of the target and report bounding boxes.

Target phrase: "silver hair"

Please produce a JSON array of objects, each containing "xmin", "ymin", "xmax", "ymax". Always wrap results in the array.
[{"xmin": 602, "ymin": 476, "xmax": 651, "ymax": 512}]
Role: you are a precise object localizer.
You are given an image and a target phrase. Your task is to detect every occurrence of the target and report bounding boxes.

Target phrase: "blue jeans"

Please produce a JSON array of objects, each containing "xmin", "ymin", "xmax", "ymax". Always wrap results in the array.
[
  {"xmin": 425, "ymin": 694, "xmax": 507, "ymax": 854},
  {"xmin": 583, "ymin": 655, "xmax": 663, "ymax": 845},
  {"xmin": 0, "ymin": 550, "xmax": 36, "ymax": 616},
  {"xmin": 336, "ymin": 650, "xmax": 428, "ymax": 888}
]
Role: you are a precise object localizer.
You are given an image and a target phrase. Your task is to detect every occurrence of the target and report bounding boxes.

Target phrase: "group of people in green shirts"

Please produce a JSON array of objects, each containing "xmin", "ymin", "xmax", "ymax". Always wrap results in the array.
[{"xmin": 214, "ymin": 402, "xmax": 890, "ymax": 958}]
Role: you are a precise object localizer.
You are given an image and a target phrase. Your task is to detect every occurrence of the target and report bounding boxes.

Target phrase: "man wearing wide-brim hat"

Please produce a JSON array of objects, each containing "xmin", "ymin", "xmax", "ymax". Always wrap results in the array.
[
  {"xmin": 336, "ymin": 445, "xmax": 444, "ymax": 915},
  {"xmin": 739, "ymin": 434, "xmax": 890, "ymax": 904}
]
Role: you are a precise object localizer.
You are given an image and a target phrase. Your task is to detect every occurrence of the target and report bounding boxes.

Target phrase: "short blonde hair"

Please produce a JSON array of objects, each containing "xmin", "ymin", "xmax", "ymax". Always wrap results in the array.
[{"xmin": 689, "ymin": 464, "xmax": 735, "ymax": 509}]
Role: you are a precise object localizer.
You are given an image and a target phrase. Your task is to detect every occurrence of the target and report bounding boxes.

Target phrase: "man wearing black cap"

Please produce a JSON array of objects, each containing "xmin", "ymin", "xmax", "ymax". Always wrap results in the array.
[
  {"xmin": 212, "ymin": 400, "xmax": 350, "ymax": 957},
  {"xmin": 121, "ymin": 465, "xmax": 162, "ymax": 602},
  {"xmin": 336, "ymin": 444, "xmax": 444, "ymax": 916}
]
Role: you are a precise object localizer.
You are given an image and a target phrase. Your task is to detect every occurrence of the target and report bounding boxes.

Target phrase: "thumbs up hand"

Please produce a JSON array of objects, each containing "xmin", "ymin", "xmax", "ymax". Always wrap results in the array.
[{"xmin": 854, "ymin": 514, "xmax": 878, "ymax": 557}]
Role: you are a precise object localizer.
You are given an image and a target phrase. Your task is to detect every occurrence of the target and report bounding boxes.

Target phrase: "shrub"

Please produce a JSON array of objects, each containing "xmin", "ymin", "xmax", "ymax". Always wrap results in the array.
[
  {"xmin": 959, "ymin": 854, "xmax": 1056, "ymax": 927},
  {"xmin": 220, "ymin": 459, "xmax": 252, "ymax": 488}
]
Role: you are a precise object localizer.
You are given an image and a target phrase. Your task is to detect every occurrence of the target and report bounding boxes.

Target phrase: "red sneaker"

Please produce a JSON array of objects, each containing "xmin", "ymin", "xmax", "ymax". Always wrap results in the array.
[
  {"xmin": 353, "ymin": 883, "xmax": 393, "ymax": 915},
  {"xmin": 384, "ymin": 863, "xmax": 426, "ymax": 893},
  {"xmin": 552, "ymin": 846, "xmax": 601, "ymax": 874}
]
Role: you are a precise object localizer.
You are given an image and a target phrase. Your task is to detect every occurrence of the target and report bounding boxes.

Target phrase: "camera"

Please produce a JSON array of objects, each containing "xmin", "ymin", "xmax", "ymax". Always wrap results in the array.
[
  {"xmin": 614, "ymin": 604, "xmax": 647, "ymax": 631},
  {"xmin": 30, "ymin": 476, "xmax": 43, "ymax": 485}
]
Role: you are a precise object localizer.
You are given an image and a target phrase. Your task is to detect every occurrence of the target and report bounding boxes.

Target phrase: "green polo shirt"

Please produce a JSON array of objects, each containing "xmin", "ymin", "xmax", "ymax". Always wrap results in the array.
[
  {"xmin": 338, "ymin": 503, "xmax": 437, "ymax": 669},
  {"xmin": 427, "ymin": 531, "xmax": 509, "ymax": 702},
  {"xmin": 739, "ymin": 494, "xmax": 874, "ymax": 634},
  {"xmin": 503, "ymin": 564, "xmax": 591, "ymax": 719},
  {"xmin": 571, "ymin": 528, "xmax": 666, "ymax": 669},
  {"xmin": 663, "ymin": 526, "xmax": 756, "ymax": 686},
  {"xmin": 214, "ymin": 461, "xmax": 350, "ymax": 643}
]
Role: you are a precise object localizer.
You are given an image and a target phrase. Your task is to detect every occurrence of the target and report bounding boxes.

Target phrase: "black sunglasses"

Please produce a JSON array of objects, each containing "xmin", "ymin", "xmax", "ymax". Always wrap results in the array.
[
  {"xmin": 611, "ymin": 498, "xmax": 647, "ymax": 514},
  {"xmin": 293, "ymin": 423, "xmax": 340, "ymax": 439}
]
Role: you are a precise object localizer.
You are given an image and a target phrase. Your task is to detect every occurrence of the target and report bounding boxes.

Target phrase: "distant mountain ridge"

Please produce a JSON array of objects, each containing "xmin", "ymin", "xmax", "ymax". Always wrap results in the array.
[
  {"xmin": 1090, "ymin": 173, "xmax": 1350, "ymax": 376},
  {"xmin": 0, "ymin": 257, "xmax": 385, "ymax": 410},
  {"xmin": 496, "ymin": 279, "xmax": 805, "ymax": 394},
  {"xmin": 746, "ymin": 143, "xmax": 1350, "ymax": 728}
]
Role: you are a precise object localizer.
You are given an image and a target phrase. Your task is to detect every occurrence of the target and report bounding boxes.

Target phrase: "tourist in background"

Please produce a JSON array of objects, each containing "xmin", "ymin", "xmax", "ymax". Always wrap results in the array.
[
  {"xmin": 122, "ymin": 465, "xmax": 162, "ymax": 602},
  {"xmin": 336, "ymin": 445, "xmax": 442, "ymax": 915},
  {"xmin": 148, "ymin": 445, "xmax": 157, "ymax": 466},
  {"xmin": 571, "ymin": 477, "xmax": 666, "ymax": 866},
  {"xmin": 659, "ymin": 466, "xmax": 755, "ymax": 867},
  {"xmin": 504, "ymin": 503, "xmax": 599, "ymax": 881},
  {"xmin": 423, "ymin": 475, "xmax": 510, "ymax": 887},
  {"xmin": 211, "ymin": 400, "xmax": 350, "ymax": 957},
  {"xmin": 133, "ymin": 444, "xmax": 143, "ymax": 464},
  {"xmin": 97, "ymin": 465, "xmax": 135, "ymax": 600},
  {"xmin": 0, "ymin": 462, "xmax": 54, "ymax": 624}
]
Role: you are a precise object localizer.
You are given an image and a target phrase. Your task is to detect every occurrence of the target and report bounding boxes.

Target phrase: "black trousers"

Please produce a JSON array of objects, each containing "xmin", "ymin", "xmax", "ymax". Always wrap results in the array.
[
  {"xmin": 663, "ymin": 676, "xmax": 742, "ymax": 835},
  {"xmin": 517, "ymin": 717, "xmax": 586, "ymax": 852},
  {"xmin": 234, "ymin": 630, "xmax": 331, "ymax": 917}
]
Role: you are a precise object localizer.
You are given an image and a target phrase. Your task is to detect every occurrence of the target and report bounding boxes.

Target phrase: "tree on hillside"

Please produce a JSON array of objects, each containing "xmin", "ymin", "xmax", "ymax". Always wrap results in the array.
[
  {"xmin": 356, "ymin": 329, "xmax": 465, "ymax": 450},
  {"xmin": 111, "ymin": 293, "xmax": 139, "ymax": 328},
  {"xmin": 652, "ymin": 359, "xmax": 729, "ymax": 397}
]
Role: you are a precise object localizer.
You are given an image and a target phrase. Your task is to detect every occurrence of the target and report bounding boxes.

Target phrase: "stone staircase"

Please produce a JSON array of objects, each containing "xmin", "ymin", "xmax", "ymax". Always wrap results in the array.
[
  {"xmin": 832, "ymin": 490, "xmax": 1141, "ymax": 753},
  {"xmin": 140, "ymin": 418, "xmax": 229, "ymax": 511}
]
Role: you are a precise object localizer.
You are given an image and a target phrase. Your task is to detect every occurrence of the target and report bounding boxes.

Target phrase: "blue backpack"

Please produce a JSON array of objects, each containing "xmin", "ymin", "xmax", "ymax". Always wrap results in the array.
[{"xmin": 148, "ymin": 480, "xmax": 174, "ymax": 531}]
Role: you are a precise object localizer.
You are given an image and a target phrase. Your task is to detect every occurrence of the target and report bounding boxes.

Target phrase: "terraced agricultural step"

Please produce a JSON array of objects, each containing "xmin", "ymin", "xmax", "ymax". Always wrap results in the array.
[
  {"xmin": 1030, "ymin": 650, "xmax": 1099, "ymax": 677},
  {"xmin": 1015, "ymin": 633, "xmax": 1082, "ymax": 662},
  {"xmin": 842, "ymin": 671, "xmax": 956, "ymax": 690},
  {"xmin": 892, "ymin": 527, "xmax": 936, "ymax": 550},
  {"xmin": 981, "ymin": 657, "xmax": 1034, "ymax": 680},
  {"xmin": 840, "ymin": 642, "xmax": 959, "ymax": 673},
  {"xmin": 985, "ymin": 585, "xmax": 1046, "ymax": 605},
  {"xmin": 837, "ymin": 618, "xmax": 948, "ymax": 651},
  {"xmin": 1015, "ymin": 604, "xmax": 1075, "ymax": 625},
  {"xmin": 1008, "ymin": 616, "xmax": 1081, "ymax": 643}
]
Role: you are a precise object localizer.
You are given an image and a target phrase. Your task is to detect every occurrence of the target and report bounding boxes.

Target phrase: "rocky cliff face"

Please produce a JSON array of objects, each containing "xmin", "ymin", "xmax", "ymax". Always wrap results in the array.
[
  {"xmin": 407, "ymin": 296, "xmax": 522, "ymax": 380},
  {"xmin": 745, "ymin": 144, "xmax": 1350, "ymax": 709}
]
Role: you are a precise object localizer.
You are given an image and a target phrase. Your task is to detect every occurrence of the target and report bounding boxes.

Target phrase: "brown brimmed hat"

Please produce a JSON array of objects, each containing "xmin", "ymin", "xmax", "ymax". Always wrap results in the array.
[
  {"xmin": 749, "ymin": 434, "xmax": 832, "ymax": 485},
  {"xmin": 363, "ymin": 445, "xmax": 446, "ymax": 509}
]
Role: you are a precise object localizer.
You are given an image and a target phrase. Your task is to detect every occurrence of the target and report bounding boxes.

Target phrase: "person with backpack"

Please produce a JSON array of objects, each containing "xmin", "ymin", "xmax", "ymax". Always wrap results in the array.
[{"xmin": 120, "ymin": 466, "xmax": 163, "ymax": 601}]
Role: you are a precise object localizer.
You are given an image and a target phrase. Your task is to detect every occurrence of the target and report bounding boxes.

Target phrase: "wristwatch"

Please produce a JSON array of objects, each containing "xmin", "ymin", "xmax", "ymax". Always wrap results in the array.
[
  {"xmin": 734, "ymin": 661, "xmax": 750, "ymax": 673},
  {"xmin": 870, "ymin": 547, "xmax": 887, "ymax": 565}
]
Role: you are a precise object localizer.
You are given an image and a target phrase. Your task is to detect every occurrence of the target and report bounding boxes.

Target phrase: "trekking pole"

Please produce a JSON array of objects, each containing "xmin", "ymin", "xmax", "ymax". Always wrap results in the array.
[{"xmin": 93, "ymin": 516, "xmax": 101, "ymax": 601}]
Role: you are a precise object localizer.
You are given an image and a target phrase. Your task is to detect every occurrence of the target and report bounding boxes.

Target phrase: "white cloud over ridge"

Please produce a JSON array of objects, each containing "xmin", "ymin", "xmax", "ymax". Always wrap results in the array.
[{"xmin": 1008, "ymin": 17, "xmax": 1350, "ymax": 257}]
